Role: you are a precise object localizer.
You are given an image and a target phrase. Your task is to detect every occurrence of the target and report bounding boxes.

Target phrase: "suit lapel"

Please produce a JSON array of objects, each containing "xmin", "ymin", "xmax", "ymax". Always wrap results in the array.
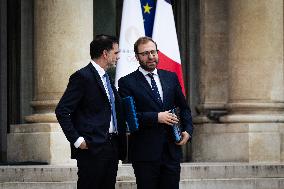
[
  {"xmin": 158, "ymin": 70, "xmax": 170, "ymax": 106},
  {"xmin": 134, "ymin": 70, "xmax": 163, "ymax": 108},
  {"xmin": 134, "ymin": 70, "xmax": 153, "ymax": 95},
  {"xmin": 88, "ymin": 63, "xmax": 109, "ymax": 99}
]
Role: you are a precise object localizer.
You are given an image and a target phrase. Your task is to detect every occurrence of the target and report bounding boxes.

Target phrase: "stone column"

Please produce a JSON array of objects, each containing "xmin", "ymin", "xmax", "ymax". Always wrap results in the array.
[
  {"xmin": 194, "ymin": 0, "xmax": 229, "ymax": 123},
  {"xmin": 192, "ymin": 0, "xmax": 284, "ymax": 162},
  {"xmin": 220, "ymin": 0, "xmax": 284, "ymax": 162},
  {"xmin": 192, "ymin": 0, "xmax": 230, "ymax": 162},
  {"xmin": 222, "ymin": 0, "xmax": 284, "ymax": 123},
  {"xmin": 7, "ymin": 0, "xmax": 93, "ymax": 164}
]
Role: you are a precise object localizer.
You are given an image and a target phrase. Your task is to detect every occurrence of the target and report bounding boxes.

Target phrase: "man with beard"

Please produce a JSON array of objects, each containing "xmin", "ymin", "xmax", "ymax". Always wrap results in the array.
[
  {"xmin": 118, "ymin": 36, "xmax": 193, "ymax": 189},
  {"xmin": 55, "ymin": 34, "xmax": 126, "ymax": 189}
]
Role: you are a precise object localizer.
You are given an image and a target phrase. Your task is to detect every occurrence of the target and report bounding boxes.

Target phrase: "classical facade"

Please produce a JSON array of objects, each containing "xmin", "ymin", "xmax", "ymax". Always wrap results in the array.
[{"xmin": 0, "ymin": 0, "xmax": 283, "ymax": 166}]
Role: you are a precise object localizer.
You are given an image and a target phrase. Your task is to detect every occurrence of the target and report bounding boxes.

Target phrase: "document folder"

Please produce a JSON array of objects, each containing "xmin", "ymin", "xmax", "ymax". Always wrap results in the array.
[
  {"xmin": 122, "ymin": 96, "xmax": 139, "ymax": 133},
  {"xmin": 169, "ymin": 108, "xmax": 183, "ymax": 143}
]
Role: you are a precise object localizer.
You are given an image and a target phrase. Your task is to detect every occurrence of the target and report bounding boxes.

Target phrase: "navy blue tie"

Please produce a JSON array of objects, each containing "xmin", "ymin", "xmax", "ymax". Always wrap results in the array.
[
  {"xmin": 147, "ymin": 73, "xmax": 162, "ymax": 105},
  {"xmin": 104, "ymin": 73, "xmax": 118, "ymax": 133}
]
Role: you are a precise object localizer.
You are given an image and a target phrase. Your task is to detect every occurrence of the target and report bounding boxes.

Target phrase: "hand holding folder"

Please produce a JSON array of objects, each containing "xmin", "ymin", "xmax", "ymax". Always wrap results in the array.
[
  {"xmin": 122, "ymin": 97, "xmax": 182, "ymax": 142},
  {"xmin": 169, "ymin": 108, "xmax": 183, "ymax": 143}
]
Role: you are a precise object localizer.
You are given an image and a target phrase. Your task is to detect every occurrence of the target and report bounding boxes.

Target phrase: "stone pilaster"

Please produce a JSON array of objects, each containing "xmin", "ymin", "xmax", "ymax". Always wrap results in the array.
[
  {"xmin": 221, "ymin": 0, "xmax": 284, "ymax": 123},
  {"xmin": 7, "ymin": 0, "xmax": 93, "ymax": 164},
  {"xmin": 221, "ymin": 0, "xmax": 284, "ymax": 162},
  {"xmin": 194, "ymin": 0, "xmax": 229, "ymax": 124},
  {"xmin": 192, "ymin": 0, "xmax": 284, "ymax": 163}
]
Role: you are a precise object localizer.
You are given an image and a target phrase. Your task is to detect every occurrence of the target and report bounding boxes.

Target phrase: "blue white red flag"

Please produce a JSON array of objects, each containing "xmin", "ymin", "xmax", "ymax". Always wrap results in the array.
[{"xmin": 152, "ymin": 0, "xmax": 185, "ymax": 94}]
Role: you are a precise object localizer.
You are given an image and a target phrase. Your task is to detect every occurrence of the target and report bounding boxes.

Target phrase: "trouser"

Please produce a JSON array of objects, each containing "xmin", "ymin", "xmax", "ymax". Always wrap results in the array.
[
  {"xmin": 76, "ymin": 135, "xmax": 119, "ymax": 189},
  {"xmin": 132, "ymin": 144, "xmax": 181, "ymax": 189}
]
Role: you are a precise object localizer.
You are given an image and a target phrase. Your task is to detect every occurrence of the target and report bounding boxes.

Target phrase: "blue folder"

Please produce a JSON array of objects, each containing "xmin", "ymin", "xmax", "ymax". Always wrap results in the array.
[
  {"xmin": 170, "ymin": 108, "xmax": 183, "ymax": 143},
  {"xmin": 122, "ymin": 96, "xmax": 139, "ymax": 133}
]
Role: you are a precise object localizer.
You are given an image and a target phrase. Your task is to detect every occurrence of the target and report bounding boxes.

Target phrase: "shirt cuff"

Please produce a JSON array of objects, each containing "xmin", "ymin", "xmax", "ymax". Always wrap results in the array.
[{"xmin": 74, "ymin": 137, "xmax": 85, "ymax": 148}]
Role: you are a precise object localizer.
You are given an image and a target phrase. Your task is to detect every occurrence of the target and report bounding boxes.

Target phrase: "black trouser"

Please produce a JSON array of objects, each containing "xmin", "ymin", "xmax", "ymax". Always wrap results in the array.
[
  {"xmin": 132, "ymin": 144, "xmax": 181, "ymax": 189},
  {"xmin": 76, "ymin": 135, "xmax": 119, "ymax": 189}
]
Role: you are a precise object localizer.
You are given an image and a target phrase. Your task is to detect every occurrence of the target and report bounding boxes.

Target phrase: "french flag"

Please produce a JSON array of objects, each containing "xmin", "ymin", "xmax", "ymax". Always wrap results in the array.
[{"xmin": 152, "ymin": 0, "xmax": 185, "ymax": 94}]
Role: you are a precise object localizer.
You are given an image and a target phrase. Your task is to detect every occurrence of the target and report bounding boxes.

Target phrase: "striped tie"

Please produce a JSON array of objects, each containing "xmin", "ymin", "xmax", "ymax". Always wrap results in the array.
[{"xmin": 147, "ymin": 73, "xmax": 162, "ymax": 105}]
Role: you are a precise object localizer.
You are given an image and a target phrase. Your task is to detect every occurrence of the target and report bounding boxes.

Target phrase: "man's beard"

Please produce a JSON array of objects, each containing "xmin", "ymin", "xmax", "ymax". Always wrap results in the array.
[
  {"xmin": 138, "ymin": 58, "xmax": 159, "ymax": 72},
  {"xmin": 107, "ymin": 61, "xmax": 117, "ymax": 70}
]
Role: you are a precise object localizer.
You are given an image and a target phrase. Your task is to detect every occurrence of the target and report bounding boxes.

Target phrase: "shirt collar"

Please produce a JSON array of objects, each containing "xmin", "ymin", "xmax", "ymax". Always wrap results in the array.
[
  {"xmin": 139, "ymin": 67, "xmax": 158, "ymax": 77},
  {"xmin": 90, "ymin": 59, "xmax": 106, "ymax": 78}
]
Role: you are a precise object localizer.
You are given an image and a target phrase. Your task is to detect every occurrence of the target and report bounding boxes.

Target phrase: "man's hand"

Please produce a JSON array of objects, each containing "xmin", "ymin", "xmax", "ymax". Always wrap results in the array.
[
  {"xmin": 158, "ymin": 111, "xmax": 179, "ymax": 125},
  {"xmin": 176, "ymin": 131, "xmax": 190, "ymax": 146},
  {"xmin": 79, "ymin": 140, "xmax": 88, "ymax": 149}
]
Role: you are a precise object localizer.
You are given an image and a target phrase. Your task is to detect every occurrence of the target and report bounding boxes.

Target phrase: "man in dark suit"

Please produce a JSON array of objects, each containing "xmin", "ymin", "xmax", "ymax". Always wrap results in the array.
[
  {"xmin": 118, "ymin": 36, "xmax": 193, "ymax": 189},
  {"xmin": 55, "ymin": 34, "xmax": 126, "ymax": 189}
]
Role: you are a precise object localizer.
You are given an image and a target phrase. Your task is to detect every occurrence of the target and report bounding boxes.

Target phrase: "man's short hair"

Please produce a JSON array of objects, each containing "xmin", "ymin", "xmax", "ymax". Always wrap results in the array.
[
  {"xmin": 134, "ymin": 36, "xmax": 158, "ymax": 54},
  {"xmin": 90, "ymin": 34, "xmax": 118, "ymax": 59}
]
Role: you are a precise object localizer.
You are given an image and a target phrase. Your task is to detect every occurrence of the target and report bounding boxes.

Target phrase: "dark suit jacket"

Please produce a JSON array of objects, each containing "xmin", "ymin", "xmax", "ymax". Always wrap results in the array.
[
  {"xmin": 55, "ymin": 63, "xmax": 126, "ymax": 160},
  {"xmin": 118, "ymin": 69, "xmax": 193, "ymax": 162}
]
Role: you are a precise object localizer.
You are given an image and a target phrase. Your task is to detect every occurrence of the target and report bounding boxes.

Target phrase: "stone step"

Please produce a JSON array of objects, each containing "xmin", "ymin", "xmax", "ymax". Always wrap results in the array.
[
  {"xmin": 1, "ymin": 163, "xmax": 284, "ymax": 189},
  {"xmin": 181, "ymin": 178, "xmax": 284, "ymax": 189},
  {"xmin": 1, "ymin": 163, "xmax": 283, "ymax": 182},
  {"xmin": 0, "ymin": 165, "xmax": 78, "ymax": 182},
  {"xmin": 1, "ymin": 178, "xmax": 284, "ymax": 189},
  {"xmin": 111, "ymin": 178, "xmax": 284, "ymax": 189},
  {"xmin": 180, "ymin": 162, "xmax": 284, "ymax": 179},
  {"xmin": 0, "ymin": 182, "xmax": 76, "ymax": 189}
]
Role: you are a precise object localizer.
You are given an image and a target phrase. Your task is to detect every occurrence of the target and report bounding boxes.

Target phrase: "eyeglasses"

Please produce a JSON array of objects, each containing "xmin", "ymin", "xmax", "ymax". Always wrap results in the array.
[{"xmin": 137, "ymin": 50, "xmax": 159, "ymax": 56}]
